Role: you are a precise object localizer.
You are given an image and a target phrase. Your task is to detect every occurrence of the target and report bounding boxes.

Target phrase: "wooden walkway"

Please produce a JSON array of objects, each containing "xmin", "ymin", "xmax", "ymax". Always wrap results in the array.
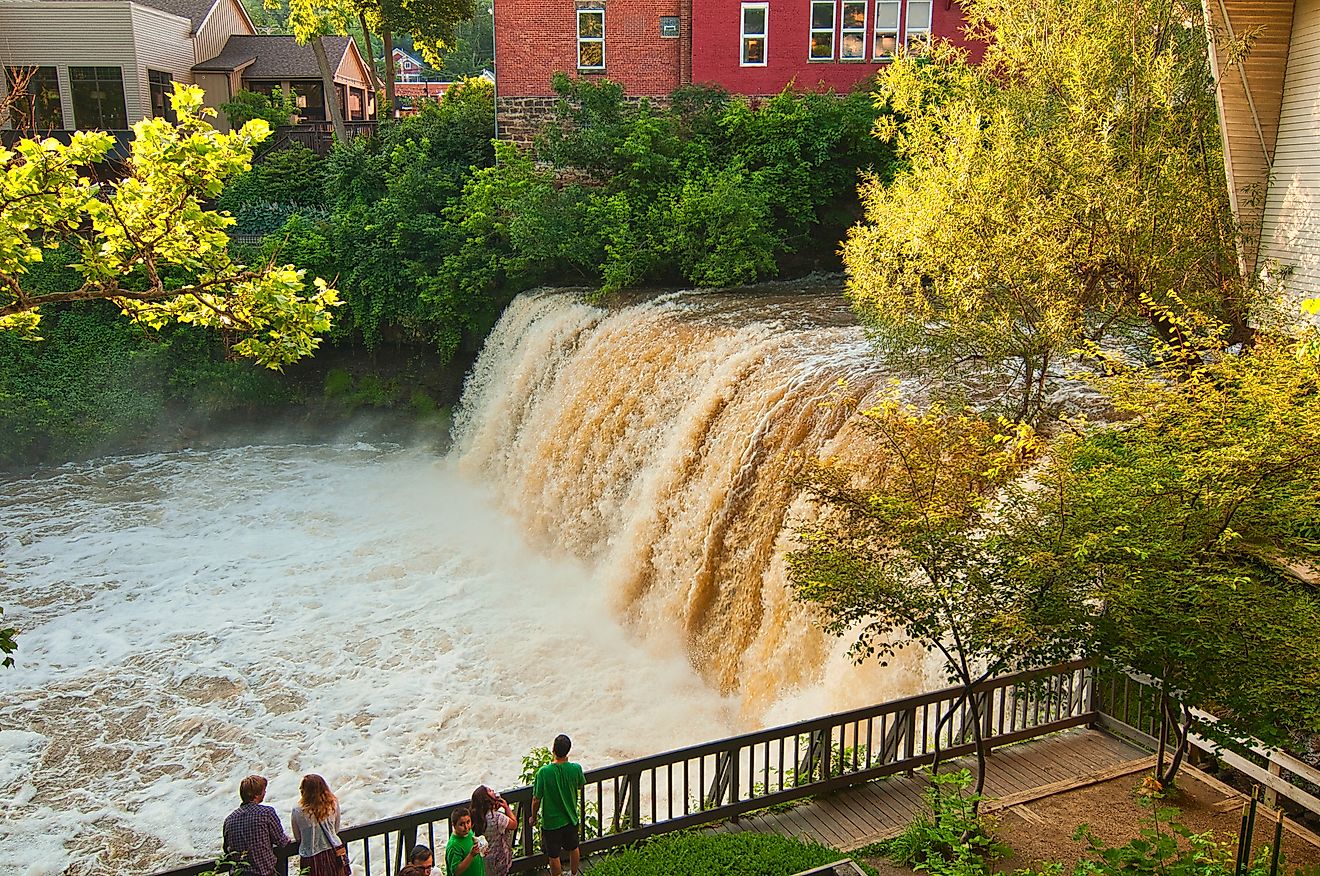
[{"xmin": 710, "ymin": 728, "xmax": 1147, "ymax": 852}]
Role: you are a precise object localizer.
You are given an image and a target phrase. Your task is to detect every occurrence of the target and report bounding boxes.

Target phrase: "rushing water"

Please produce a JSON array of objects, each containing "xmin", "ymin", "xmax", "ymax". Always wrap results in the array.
[{"xmin": 0, "ymin": 284, "xmax": 948, "ymax": 875}]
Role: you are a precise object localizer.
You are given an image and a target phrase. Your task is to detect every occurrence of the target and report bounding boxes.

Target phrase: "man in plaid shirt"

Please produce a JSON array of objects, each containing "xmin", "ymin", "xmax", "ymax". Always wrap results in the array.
[{"xmin": 223, "ymin": 775, "xmax": 292, "ymax": 876}]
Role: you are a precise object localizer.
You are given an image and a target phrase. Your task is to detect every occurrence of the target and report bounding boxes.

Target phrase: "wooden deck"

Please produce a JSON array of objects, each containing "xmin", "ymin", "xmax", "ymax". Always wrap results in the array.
[{"xmin": 709, "ymin": 728, "xmax": 1147, "ymax": 852}]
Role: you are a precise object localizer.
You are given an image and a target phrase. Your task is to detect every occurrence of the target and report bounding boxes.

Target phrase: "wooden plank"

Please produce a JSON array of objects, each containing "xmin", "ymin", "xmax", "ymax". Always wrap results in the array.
[
  {"xmin": 1182, "ymin": 765, "xmax": 1320, "ymax": 852},
  {"xmin": 982, "ymin": 757, "xmax": 1156, "ymax": 814}
]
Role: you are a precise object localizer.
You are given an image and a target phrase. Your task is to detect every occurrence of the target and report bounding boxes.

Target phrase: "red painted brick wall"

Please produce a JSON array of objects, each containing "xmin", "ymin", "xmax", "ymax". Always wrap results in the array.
[
  {"xmin": 692, "ymin": 0, "xmax": 983, "ymax": 96},
  {"xmin": 494, "ymin": 0, "xmax": 685, "ymax": 97}
]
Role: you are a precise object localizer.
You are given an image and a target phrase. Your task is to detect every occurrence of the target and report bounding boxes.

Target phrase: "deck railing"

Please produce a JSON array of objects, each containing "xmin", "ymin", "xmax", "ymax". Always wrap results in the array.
[
  {"xmin": 1093, "ymin": 670, "xmax": 1320, "ymax": 816},
  {"xmin": 153, "ymin": 660, "xmax": 1096, "ymax": 876}
]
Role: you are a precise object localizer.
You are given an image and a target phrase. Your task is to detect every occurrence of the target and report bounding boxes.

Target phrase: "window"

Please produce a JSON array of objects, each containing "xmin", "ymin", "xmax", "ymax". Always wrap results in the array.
[
  {"xmin": 6, "ymin": 66, "xmax": 64, "ymax": 131},
  {"xmin": 148, "ymin": 70, "xmax": 176, "ymax": 123},
  {"xmin": 577, "ymin": 9, "xmax": 605, "ymax": 71},
  {"xmin": 660, "ymin": 15, "xmax": 680, "ymax": 38},
  {"xmin": 740, "ymin": 3, "xmax": 768, "ymax": 66},
  {"xmin": 906, "ymin": 0, "xmax": 932, "ymax": 50},
  {"xmin": 69, "ymin": 66, "xmax": 127, "ymax": 130},
  {"xmin": 840, "ymin": 1, "xmax": 867, "ymax": 60},
  {"xmin": 874, "ymin": 0, "xmax": 900, "ymax": 59},
  {"xmin": 809, "ymin": 1, "xmax": 836, "ymax": 60}
]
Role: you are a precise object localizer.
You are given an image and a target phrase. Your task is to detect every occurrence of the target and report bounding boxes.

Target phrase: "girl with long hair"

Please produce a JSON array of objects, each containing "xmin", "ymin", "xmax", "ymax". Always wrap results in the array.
[
  {"xmin": 468, "ymin": 785, "xmax": 514, "ymax": 876},
  {"xmin": 292, "ymin": 773, "xmax": 347, "ymax": 876}
]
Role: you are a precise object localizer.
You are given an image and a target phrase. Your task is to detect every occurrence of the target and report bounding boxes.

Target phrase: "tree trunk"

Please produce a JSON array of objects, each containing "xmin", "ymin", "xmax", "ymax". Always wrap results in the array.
[
  {"xmin": 1155, "ymin": 685, "xmax": 1170, "ymax": 783},
  {"xmin": 357, "ymin": 13, "xmax": 379, "ymax": 85},
  {"xmin": 967, "ymin": 689, "xmax": 988, "ymax": 811},
  {"xmin": 382, "ymin": 28, "xmax": 396, "ymax": 119},
  {"xmin": 1159, "ymin": 701, "xmax": 1193, "ymax": 788},
  {"xmin": 310, "ymin": 35, "xmax": 349, "ymax": 142}
]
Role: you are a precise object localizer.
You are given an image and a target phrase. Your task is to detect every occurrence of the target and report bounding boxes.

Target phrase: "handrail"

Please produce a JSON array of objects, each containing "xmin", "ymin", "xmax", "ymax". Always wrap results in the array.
[
  {"xmin": 1092, "ymin": 670, "xmax": 1320, "ymax": 816},
  {"xmin": 151, "ymin": 660, "xmax": 1096, "ymax": 876}
]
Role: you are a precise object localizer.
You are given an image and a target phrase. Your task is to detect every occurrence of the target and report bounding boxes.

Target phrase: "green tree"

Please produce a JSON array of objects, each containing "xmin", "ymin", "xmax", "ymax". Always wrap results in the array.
[
  {"xmin": 788, "ymin": 399, "xmax": 1085, "ymax": 801},
  {"xmin": 1020, "ymin": 333, "xmax": 1320, "ymax": 786},
  {"xmin": 1, "ymin": 85, "xmax": 337, "ymax": 368},
  {"xmin": 845, "ymin": 0, "xmax": 1249, "ymax": 421}
]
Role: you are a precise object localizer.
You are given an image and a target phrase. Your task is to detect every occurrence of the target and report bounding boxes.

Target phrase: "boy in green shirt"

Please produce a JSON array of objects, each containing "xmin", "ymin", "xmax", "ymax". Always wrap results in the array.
[
  {"xmin": 445, "ymin": 807, "xmax": 484, "ymax": 876},
  {"xmin": 529, "ymin": 734, "xmax": 586, "ymax": 876}
]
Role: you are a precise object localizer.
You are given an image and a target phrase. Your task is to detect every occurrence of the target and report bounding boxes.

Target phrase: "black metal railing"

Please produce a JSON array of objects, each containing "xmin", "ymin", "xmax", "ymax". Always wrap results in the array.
[
  {"xmin": 152, "ymin": 660, "xmax": 1096, "ymax": 876},
  {"xmin": 268, "ymin": 121, "xmax": 377, "ymax": 156}
]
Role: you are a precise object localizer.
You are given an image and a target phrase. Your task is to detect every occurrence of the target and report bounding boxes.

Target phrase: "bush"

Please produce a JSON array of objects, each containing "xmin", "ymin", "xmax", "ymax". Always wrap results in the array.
[
  {"xmin": 219, "ymin": 88, "xmax": 298, "ymax": 129},
  {"xmin": 885, "ymin": 769, "xmax": 1008, "ymax": 876},
  {"xmin": 587, "ymin": 832, "xmax": 876, "ymax": 876}
]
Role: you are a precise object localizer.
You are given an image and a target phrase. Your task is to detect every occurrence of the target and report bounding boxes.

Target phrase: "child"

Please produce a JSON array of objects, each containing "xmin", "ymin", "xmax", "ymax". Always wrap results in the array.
[{"xmin": 445, "ymin": 807, "xmax": 485, "ymax": 876}]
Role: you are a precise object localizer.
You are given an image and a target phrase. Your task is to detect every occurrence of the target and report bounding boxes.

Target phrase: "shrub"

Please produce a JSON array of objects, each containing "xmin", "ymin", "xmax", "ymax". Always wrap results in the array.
[
  {"xmin": 886, "ymin": 769, "xmax": 1008, "ymax": 876},
  {"xmin": 219, "ymin": 88, "xmax": 298, "ymax": 129},
  {"xmin": 587, "ymin": 831, "xmax": 876, "ymax": 876}
]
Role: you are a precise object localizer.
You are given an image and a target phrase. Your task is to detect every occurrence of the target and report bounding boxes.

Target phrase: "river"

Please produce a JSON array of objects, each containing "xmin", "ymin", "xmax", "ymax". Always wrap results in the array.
[{"xmin": 0, "ymin": 285, "xmax": 947, "ymax": 875}]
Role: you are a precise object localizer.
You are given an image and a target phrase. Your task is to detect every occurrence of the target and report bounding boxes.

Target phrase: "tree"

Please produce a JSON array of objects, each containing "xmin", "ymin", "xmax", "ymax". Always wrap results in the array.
[
  {"xmin": 844, "ymin": 0, "xmax": 1250, "ymax": 421},
  {"xmin": 282, "ymin": 0, "xmax": 353, "ymax": 141},
  {"xmin": 1, "ymin": 84, "xmax": 338, "ymax": 368},
  {"xmin": 1022, "ymin": 331, "xmax": 1320, "ymax": 786},
  {"xmin": 788, "ymin": 399, "xmax": 1085, "ymax": 801},
  {"xmin": 353, "ymin": 0, "xmax": 475, "ymax": 116}
]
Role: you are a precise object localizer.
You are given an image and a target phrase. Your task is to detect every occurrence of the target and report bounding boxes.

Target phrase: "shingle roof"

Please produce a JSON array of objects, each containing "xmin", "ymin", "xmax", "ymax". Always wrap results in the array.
[
  {"xmin": 136, "ymin": 0, "xmax": 219, "ymax": 28},
  {"xmin": 42, "ymin": 0, "xmax": 222, "ymax": 30},
  {"xmin": 193, "ymin": 35, "xmax": 354, "ymax": 80}
]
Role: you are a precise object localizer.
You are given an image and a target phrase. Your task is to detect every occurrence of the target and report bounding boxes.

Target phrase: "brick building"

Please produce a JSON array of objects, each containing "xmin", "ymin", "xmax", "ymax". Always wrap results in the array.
[{"xmin": 492, "ymin": 0, "xmax": 979, "ymax": 141}]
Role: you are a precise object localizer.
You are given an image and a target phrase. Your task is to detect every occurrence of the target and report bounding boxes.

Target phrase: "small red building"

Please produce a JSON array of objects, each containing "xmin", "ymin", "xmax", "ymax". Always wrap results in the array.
[{"xmin": 493, "ymin": 0, "xmax": 980, "ymax": 141}]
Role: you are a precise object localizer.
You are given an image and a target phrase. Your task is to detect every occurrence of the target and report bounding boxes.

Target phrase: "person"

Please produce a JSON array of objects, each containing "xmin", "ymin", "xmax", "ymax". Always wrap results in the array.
[
  {"xmin": 291, "ymin": 773, "xmax": 347, "ymax": 876},
  {"xmin": 398, "ymin": 843, "xmax": 434, "ymax": 876},
  {"xmin": 469, "ymin": 785, "xmax": 514, "ymax": 876},
  {"xmin": 444, "ymin": 806, "xmax": 484, "ymax": 876},
  {"xmin": 528, "ymin": 734, "xmax": 586, "ymax": 876},
  {"xmin": 222, "ymin": 774, "xmax": 292, "ymax": 876}
]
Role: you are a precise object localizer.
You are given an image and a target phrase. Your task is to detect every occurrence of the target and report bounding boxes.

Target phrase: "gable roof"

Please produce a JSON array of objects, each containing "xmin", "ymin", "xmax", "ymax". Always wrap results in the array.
[
  {"xmin": 39, "ymin": 0, "xmax": 250, "ymax": 33},
  {"xmin": 194, "ymin": 34, "xmax": 355, "ymax": 79}
]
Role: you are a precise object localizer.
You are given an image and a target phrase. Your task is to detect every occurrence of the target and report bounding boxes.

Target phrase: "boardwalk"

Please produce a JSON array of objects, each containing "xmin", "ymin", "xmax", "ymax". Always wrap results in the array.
[{"xmin": 711, "ymin": 728, "xmax": 1146, "ymax": 852}]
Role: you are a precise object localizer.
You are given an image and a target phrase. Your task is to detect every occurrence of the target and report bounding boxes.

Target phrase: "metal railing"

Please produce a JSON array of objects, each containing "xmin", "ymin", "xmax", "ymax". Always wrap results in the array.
[
  {"xmin": 154, "ymin": 660, "xmax": 1096, "ymax": 876},
  {"xmin": 269, "ymin": 121, "xmax": 377, "ymax": 156}
]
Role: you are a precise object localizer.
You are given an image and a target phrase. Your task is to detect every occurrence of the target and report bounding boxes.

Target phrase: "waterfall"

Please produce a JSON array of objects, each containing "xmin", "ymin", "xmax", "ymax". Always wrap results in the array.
[{"xmin": 454, "ymin": 284, "xmax": 946, "ymax": 716}]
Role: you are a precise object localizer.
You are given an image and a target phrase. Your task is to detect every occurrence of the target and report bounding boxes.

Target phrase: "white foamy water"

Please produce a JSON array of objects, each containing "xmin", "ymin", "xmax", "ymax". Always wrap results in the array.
[{"xmin": 0, "ymin": 444, "xmax": 740, "ymax": 875}]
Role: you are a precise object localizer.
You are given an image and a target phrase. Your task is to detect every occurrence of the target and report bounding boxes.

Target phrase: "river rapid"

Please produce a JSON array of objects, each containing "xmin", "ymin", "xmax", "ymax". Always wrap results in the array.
[{"xmin": 0, "ymin": 284, "xmax": 948, "ymax": 875}]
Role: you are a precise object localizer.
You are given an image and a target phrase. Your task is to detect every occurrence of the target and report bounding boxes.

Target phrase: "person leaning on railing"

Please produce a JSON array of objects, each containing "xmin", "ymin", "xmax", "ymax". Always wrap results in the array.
[{"xmin": 222, "ymin": 774, "xmax": 293, "ymax": 876}]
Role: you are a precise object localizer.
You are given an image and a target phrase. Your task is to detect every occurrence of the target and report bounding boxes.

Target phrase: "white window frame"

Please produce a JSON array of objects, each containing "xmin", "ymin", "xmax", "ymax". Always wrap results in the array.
[
  {"xmin": 905, "ymin": 0, "xmax": 933, "ymax": 51},
  {"xmin": 873, "ymin": 0, "xmax": 901, "ymax": 59},
  {"xmin": 809, "ymin": 0, "xmax": 837, "ymax": 61},
  {"xmin": 839, "ymin": 0, "xmax": 868, "ymax": 60},
  {"xmin": 740, "ymin": 2, "xmax": 769, "ymax": 67},
  {"xmin": 577, "ymin": 8, "xmax": 606, "ymax": 71}
]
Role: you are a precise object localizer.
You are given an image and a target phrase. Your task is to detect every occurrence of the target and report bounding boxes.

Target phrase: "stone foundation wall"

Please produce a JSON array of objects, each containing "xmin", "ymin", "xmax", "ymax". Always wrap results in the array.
[{"xmin": 496, "ymin": 93, "xmax": 672, "ymax": 146}]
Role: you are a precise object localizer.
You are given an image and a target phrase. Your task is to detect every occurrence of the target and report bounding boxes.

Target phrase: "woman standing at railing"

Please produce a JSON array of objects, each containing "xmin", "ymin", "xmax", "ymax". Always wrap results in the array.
[
  {"xmin": 469, "ymin": 785, "xmax": 515, "ymax": 876},
  {"xmin": 291, "ymin": 774, "xmax": 348, "ymax": 876}
]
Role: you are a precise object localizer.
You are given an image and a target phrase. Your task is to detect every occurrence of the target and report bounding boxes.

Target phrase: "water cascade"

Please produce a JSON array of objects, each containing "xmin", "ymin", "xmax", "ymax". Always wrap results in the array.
[{"xmin": 454, "ymin": 285, "xmax": 943, "ymax": 715}]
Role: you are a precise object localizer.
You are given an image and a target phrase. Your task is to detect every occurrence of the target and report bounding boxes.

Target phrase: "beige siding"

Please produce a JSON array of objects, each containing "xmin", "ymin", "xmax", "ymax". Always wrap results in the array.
[
  {"xmin": 1260, "ymin": 0, "xmax": 1320, "ymax": 325},
  {"xmin": 195, "ymin": 70, "xmax": 240, "ymax": 131},
  {"xmin": 130, "ymin": 3, "xmax": 197, "ymax": 118},
  {"xmin": 194, "ymin": 0, "xmax": 254, "ymax": 65},
  {"xmin": 0, "ymin": 1, "xmax": 139, "ymax": 129},
  {"xmin": 1205, "ymin": 0, "xmax": 1296, "ymax": 274}
]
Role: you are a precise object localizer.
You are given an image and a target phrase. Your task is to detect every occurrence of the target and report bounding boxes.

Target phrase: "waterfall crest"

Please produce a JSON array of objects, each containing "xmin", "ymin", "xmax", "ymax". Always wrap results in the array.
[{"xmin": 454, "ymin": 285, "xmax": 939, "ymax": 713}]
